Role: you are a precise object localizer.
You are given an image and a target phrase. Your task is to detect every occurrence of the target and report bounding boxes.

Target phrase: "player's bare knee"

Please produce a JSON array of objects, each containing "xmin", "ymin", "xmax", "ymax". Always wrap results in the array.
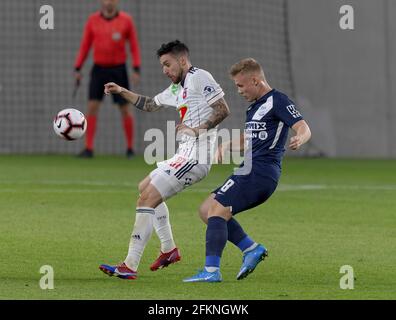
[
  {"xmin": 198, "ymin": 194, "xmax": 215, "ymax": 223},
  {"xmin": 137, "ymin": 191, "xmax": 149, "ymax": 206},
  {"xmin": 138, "ymin": 181, "xmax": 146, "ymax": 194},
  {"xmin": 198, "ymin": 205, "xmax": 208, "ymax": 224},
  {"xmin": 208, "ymin": 201, "xmax": 232, "ymax": 221},
  {"xmin": 137, "ymin": 188, "xmax": 162, "ymax": 208},
  {"xmin": 138, "ymin": 177, "xmax": 151, "ymax": 193}
]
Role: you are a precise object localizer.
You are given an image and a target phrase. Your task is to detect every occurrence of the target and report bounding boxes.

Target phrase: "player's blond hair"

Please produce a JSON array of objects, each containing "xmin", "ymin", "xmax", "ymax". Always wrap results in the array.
[{"xmin": 229, "ymin": 58, "xmax": 265, "ymax": 79}]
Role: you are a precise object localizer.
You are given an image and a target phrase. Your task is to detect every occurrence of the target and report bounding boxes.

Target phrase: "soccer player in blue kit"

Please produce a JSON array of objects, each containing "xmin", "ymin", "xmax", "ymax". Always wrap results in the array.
[{"xmin": 184, "ymin": 58, "xmax": 312, "ymax": 282}]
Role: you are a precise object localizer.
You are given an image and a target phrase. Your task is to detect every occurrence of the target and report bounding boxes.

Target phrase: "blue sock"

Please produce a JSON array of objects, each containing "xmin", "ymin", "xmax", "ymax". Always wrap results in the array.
[
  {"xmin": 227, "ymin": 218, "xmax": 255, "ymax": 252},
  {"xmin": 205, "ymin": 216, "xmax": 228, "ymax": 269}
]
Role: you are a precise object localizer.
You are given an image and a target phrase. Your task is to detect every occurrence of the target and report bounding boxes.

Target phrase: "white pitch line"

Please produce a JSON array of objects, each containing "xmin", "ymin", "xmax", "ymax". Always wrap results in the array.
[
  {"xmin": 1, "ymin": 181, "xmax": 396, "ymax": 194},
  {"xmin": 0, "ymin": 189, "xmax": 132, "ymax": 194},
  {"xmin": 0, "ymin": 180, "xmax": 137, "ymax": 187}
]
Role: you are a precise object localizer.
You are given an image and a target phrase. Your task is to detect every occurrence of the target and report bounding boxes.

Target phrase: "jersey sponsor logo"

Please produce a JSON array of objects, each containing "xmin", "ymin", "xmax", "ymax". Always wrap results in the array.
[
  {"xmin": 245, "ymin": 121, "xmax": 267, "ymax": 131},
  {"xmin": 258, "ymin": 131, "xmax": 268, "ymax": 140},
  {"xmin": 178, "ymin": 105, "xmax": 188, "ymax": 122},
  {"xmin": 246, "ymin": 131, "xmax": 268, "ymax": 140},
  {"xmin": 286, "ymin": 104, "xmax": 301, "ymax": 118},
  {"xmin": 245, "ymin": 121, "xmax": 268, "ymax": 140},
  {"xmin": 252, "ymin": 96, "xmax": 273, "ymax": 120},
  {"xmin": 203, "ymin": 85, "xmax": 215, "ymax": 97},
  {"xmin": 112, "ymin": 32, "xmax": 121, "ymax": 41}
]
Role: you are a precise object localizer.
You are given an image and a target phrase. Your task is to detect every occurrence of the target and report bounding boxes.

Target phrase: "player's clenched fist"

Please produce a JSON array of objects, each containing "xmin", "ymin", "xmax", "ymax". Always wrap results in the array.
[
  {"xmin": 289, "ymin": 135, "xmax": 303, "ymax": 150},
  {"xmin": 104, "ymin": 82, "xmax": 122, "ymax": 95}
]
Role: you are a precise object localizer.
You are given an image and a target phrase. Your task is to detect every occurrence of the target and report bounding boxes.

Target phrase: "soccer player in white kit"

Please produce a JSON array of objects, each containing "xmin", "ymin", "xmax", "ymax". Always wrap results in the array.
[{"xmin": 99, "ymin": 40, "xmax": 230, "ymax": 279}]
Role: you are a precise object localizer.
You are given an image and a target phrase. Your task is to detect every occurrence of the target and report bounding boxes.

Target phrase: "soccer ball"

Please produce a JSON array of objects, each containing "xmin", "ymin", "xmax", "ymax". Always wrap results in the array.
[{"xmin": 53, "ymin": 108, "xmax": 87, "ymax": 140}]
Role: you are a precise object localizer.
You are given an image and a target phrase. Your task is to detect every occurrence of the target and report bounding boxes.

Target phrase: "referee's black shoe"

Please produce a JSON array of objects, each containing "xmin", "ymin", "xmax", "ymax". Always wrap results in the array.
[
  {"xmin": 126, "ymin": 148, "xmax": 135, "ymax": 159},
  {"xmin": 77, "ymin": 149, "xmax": 94, "ymax": 159}
]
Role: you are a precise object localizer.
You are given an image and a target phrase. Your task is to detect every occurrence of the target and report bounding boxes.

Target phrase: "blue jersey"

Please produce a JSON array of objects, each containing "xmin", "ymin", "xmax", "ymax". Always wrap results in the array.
[
  {"xmin": 244, "ymin": 89, "xmax": 303, "ymax": 165},
  {"xmin": 214, "ymin": 89, "xmax": 303, "ymax": 215}
]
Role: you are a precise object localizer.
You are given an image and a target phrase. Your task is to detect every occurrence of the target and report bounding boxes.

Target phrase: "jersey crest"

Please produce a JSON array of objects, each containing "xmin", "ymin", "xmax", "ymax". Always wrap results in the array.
[{"xmin": 178, "ymin": 105, "xmax": 188, "ymax": 122}]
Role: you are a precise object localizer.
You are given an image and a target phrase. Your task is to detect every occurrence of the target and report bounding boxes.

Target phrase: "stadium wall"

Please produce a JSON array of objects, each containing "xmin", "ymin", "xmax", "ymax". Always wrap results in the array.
[
  {"xmin": 0, "ymin": 0, "xmax": 292, "ymax": 157},
  {"xmin": 0, "ymin": 0, "xmax": 393, "ymax": 158},
  {"xmin": 287, "ymin": 0, "xmax": 396, "ymax": 158}
]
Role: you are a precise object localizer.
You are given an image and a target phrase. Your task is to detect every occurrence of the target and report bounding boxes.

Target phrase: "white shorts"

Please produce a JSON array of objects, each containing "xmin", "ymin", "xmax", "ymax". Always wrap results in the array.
[{"xmin": 150, "ymin": 155, "xmax": 211, "ymax": 200}]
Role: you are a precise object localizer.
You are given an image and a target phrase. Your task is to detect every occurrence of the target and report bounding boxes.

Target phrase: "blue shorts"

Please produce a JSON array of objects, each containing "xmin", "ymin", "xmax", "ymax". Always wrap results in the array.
[{"xmin": 213, "ymin": 164, "xmax": 279, "ymax": 215}]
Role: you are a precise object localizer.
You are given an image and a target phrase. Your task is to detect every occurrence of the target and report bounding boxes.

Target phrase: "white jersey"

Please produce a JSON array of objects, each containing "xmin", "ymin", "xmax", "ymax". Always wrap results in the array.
[{"xmin": 154, "ymin": 67, "xmax": 224, "ymax": 163}]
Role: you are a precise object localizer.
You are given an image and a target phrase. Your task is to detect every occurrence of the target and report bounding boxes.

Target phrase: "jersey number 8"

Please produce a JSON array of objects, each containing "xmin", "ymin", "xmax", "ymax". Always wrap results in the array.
[{"xmin": 220, "ymin": 179, "xmax": 235, "ymax": 193}]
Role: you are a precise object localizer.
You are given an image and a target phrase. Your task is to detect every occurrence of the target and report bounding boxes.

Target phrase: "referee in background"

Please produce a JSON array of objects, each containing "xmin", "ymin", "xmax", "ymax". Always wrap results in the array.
[{"xmin": 74, "ymin": 0, "xmax": 141, "ymax": 158}]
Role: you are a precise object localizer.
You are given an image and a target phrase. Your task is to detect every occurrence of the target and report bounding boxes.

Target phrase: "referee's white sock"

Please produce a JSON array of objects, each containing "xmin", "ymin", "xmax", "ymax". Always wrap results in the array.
[
  {"xmin": 124, "ymin": 207, "xmax": 154, "ymax": 271},
  {"xmin": 153, "ymin": 202, "xmax": 176, "ymax": 253}
]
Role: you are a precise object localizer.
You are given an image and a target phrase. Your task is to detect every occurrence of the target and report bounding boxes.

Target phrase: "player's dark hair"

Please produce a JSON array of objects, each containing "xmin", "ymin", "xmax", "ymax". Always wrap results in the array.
[{"xmin": 156, "ymin": 40, "xmax": 190, "ymax": 58}]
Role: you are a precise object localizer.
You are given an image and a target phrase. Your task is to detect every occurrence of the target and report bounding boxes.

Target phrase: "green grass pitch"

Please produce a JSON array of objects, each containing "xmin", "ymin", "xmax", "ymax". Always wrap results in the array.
[{"xmin": 0, "ymin": 155, "xmax": 395, "ymax": 299}]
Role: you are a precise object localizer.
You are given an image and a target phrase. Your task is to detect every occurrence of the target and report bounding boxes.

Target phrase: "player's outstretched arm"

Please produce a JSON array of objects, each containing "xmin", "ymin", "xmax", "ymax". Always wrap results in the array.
[
  {"xmin": 199, "ymin": 97, "xmax": 230, "ymax": 131},
  {"xmin": 104, "ymin": 82, "xmax": 162, "ymax": 112},
  {"xmin": 176, "ymin": 97, "xmax": 230, "ymax": 137},
  {"xmin": 289, "ymin": 120, "xmax": 311, "ymax": 150}
]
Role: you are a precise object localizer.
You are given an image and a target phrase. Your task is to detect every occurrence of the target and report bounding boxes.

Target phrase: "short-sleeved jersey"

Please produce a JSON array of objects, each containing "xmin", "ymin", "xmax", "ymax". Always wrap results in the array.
[
  {"xmin": 244, "ymin": 89, "xmax": 303, "ymax": 165},
  {"xmin": 74, "ymin": 11, "xmax": 141, "ymax": 69},
  {"xmin": 213, "ymin": 89, "xmax": 303, "ymax": 214},
  {"xmin": 154, "ymin": 67, "xmax": 224, "ymax": 161}
]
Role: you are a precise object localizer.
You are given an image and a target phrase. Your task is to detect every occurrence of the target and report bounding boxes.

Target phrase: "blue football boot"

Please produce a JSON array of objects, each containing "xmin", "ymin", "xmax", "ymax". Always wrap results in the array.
[
  {"xmin": 236, "ymin": 244, "xmax": 268, "ymax": 280},
  {"xmin": 183, "ymin": 269, "xmax": 222, "ymax": 283}
]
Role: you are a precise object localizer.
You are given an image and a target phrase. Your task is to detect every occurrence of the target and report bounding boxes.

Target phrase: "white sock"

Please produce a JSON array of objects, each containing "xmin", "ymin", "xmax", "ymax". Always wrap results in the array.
[
  {"xmin": 243, "ymin": 243, "xmax": 258, "ymax": 254},
  {"xmin": 205, "ymin": 266, "xmax": 219, "ymax": 272},
  {"xmin": 153, "ymin": 202, "xmax": 176, "ymax": 253},
  {"xmin": 124, "ymin": 207, "xmax": 154, "ymax": 271}
]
